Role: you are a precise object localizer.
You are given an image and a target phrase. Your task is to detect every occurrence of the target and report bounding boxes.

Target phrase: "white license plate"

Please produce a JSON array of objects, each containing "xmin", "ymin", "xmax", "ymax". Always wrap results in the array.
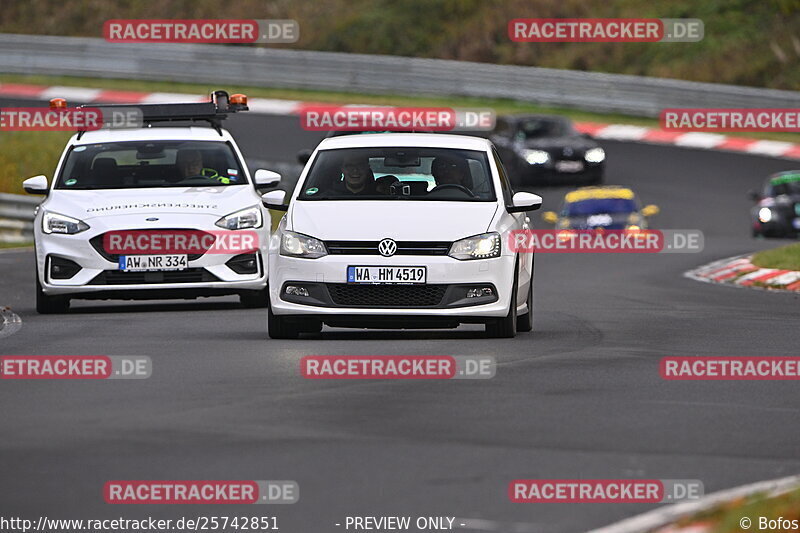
[
  {"xmin": 119, "ymin": 254, "xmax": 188, "ymax": 271},
  {"xmin": 555, "ymin": 160, "xmax": 584, "ymax": 173},
  {"xmin": 347, "ymin": 266, "xmax": 426, "ymax": 284}
]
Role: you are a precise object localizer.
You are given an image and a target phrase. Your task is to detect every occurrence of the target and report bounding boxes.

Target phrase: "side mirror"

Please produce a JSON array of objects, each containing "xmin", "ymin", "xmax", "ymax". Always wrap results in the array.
[
  {"xmin": 261, "ymin": 190, "xmax": 288, "ymax": 211},
  {"xmin": 254, "ymin": 169, "xmax": 281, "ymax": 190},
  {"xmin": 296, "ymin": 149, "xmax": 313, "ymax": 165},
  {"xmin": 580, "ymin": 132, "xmax": 593, "ymax": 139},
  {"xmin": 23, "ymin": 175, "xmax": 49, "ymax": 195},
  {"xmin": 507, "ymin": 191, "xmax": 542, "ymax": 213},
  {"xmin": 748, "ymin": 189, "xmax": 761, "ymax": 202},
  {"xmin": 641, "ymin": 204, "xmax": 660, "ymax": 217},
  {"xmin": 542, "ymin": 211, "xmax": 559, "ymax": 224}
]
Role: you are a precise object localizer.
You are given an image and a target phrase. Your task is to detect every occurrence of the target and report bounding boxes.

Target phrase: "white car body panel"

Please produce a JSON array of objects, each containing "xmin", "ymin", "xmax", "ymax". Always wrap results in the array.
[
  {"xmin": 34, "ymin": 127, "xmax": 269, "ymax": 298},
  {"xmin": 269, "ymin": 133, "xmax": 535, "ymax": 323}
]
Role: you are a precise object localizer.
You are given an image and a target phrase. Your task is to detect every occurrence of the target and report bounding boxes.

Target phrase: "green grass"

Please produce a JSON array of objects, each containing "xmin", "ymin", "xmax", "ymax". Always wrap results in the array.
[
  {"xmin": 0, "ymin": 241, "xmax": 33, "ymax": 249},
  {"xmin": 671, "ymin": 487, "xmax": 800, "ymax": 532},
  {"xmin": 0, "ymin": 129, "xmax": 71, "ymax": 195},
  {"xmin": 751, "ymin": 242, "xmax": 800, "ymax": 270},
  {"xmin": 2, "ymin": 0, "xmax": 799, "ymax": 90},
  {"xmin": 5, "ymin": 72, "xmax": 800, "ymax": 142}
]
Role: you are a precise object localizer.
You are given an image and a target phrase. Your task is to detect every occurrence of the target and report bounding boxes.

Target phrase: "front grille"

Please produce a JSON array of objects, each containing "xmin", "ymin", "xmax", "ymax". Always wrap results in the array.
[
  {"xmin": 545, "ymin": 147, "xmax": 584, "ymax": 161},
  {"xmin": 90, "ymin": 230, "xmax": 213, "ymax": 262},
  {"xmin": 88, "ymin": 268, "xmax": 219, "ymax": 285},
  {"xmin": 326, "ymin": 283, "xmax": 447, "ymax": 307},
  {"xmin": 325, "ymin": 241, "xmax": 451, "ymax": 256}
]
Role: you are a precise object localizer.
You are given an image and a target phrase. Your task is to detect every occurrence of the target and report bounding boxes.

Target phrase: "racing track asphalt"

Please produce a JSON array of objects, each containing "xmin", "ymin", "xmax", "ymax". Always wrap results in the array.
[{"xmin": 1, "ymin": 99, "xmax": 799, "ymax": 532}]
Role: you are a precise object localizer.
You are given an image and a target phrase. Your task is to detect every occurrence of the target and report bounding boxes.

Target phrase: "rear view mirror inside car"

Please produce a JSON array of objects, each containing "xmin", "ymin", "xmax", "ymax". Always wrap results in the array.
[
  {"xmin": 383, "ymin": 151, "xmax": 420, "ymax": 167},
  {"xmin": 136, "ymin": 143, "xmax": 166, "ymax": 159}
]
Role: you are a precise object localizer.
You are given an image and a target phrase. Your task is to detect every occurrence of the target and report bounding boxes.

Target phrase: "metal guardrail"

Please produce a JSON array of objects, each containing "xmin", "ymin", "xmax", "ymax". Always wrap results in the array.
[
  {"xmin": 1, "ymin": 33, "xmax": 800, "ymax": 117},
  {"xmin": 0, "ymin": 193, "xmax": 38, "ymax": 242},
  {"xmin": 1, "ymin": 33, "xmax": 798, "ymax": 240}
]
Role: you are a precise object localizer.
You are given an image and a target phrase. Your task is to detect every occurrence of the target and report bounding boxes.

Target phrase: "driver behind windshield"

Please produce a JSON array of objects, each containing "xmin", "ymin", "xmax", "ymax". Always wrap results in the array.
[
  {"xmin": 336, "ymin": 156, "xmax": 377, "ymax": 195},
  {"xmin": 176, "ymin": 149, "xmax": 229, "ymax": 184},
  {"xmin": 431, "ymin": 156, "xmax": 470, "ymax": 190}
]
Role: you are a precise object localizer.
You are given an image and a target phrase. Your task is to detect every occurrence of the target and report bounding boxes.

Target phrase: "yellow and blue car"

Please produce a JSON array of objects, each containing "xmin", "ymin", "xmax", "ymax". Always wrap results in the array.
[{"xmin": 541, "ymin": 186, "xmax": 659, "ymax": 230}]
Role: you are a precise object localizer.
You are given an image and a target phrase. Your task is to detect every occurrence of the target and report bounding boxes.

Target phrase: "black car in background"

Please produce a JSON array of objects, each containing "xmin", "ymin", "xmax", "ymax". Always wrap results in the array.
[
  {"xmin": 490, "ymin": 114, "xmax": 605, "ymax": 186},
  {"xmin": 750, "ymin": 171, "xmax": 800, "ymax": 238}
]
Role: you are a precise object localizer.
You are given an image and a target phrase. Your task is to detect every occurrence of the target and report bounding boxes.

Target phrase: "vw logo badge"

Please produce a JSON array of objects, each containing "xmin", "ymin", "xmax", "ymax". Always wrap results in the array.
[
  {"xmin": 378, "ymin": 238, "xmax": 397, "ymax": 257},
  {"xmin": 563, "ymin": 147, "xmax": 573, "ymax": 156}
]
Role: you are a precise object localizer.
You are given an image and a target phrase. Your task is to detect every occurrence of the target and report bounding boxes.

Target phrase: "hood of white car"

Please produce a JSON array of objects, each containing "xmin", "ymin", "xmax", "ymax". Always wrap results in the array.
[
  {"xmin": 46, "ymin": 186, "xmax": 258, "ymax": 220},
  {"xmin": 290, "ymin": 200, "xmax": 498, "ymax": 241}
]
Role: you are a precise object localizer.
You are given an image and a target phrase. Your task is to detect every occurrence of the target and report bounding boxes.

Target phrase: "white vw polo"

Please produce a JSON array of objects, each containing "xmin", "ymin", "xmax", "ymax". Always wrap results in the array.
[
  {"xmin": 264, "ymin": 133, "xmax": 542, "ymax": 338},
  {"xmin": 25, "ymin": 93, "xmax": 278, "ymax": 313}
]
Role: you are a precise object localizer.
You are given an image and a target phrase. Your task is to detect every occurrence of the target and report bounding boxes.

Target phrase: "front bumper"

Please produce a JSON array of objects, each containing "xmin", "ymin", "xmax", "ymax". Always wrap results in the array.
[
  {"xmin": 752, "ymin": 216, "xmax": 800, "ymax": 238},
  {"xmin": 35, "ymin": 217, "xmax": 269, "ymax": 297},
  {"xmin": 268, "ymin": 253, "xmax": 516, "ymax": 318},
  {"xmin": 518, "ymin": 161, "xmax": 603, "ymax": 184}
]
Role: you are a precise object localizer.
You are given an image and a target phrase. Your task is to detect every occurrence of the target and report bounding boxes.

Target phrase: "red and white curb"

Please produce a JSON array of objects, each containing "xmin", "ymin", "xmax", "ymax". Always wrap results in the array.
[
  {"xmin": 2, "ymin": 82, "xmax": 800, "ymax": 159},
  {"xmin": 685, "ymin": 254, "xmax": 800, "ymax": 292},
  {"xmin": 586, "ymin": 474, "xmax": 800, "ymax": 533}
]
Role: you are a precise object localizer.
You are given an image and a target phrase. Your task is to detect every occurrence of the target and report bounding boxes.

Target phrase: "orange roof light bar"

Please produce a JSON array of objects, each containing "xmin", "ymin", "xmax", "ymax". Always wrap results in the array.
[{"xmin": 49, "ymin": 98, "xmax": 67, "ymax": 110}]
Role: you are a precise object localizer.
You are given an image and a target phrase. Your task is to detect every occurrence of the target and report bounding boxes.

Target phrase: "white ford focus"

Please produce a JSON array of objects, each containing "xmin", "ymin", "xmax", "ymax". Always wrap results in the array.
[
  {"xmin": 25, "ymin": 93, "xmax": 277, "ymax": 313},
  {"xmin": 264, "ymin": 133, "xmax": 542, "ymax": 338}
]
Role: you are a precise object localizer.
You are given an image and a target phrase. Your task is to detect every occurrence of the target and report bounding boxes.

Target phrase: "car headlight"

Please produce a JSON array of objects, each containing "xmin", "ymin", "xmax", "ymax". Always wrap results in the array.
[
  {"xmin": 758, "ymin": 207, "xmax": 773, "ymax": 223},
  {"xmin": 585, "ymin": 147, "xmax": 606, "ymax": 163},
  {"xmin": 280, "ymin": 231, "xmax": 327, "ymax": 259},
  {"xmin": 215, "ymin": 205, "xmax": 263, "ymax": 230},
  {"xmin": 520, "ymin": 149, "xmax": 550, "ymax": 165},
  {"xmin": 449, "ymin": 232, "xmax": 501, "ymax": 260},
  {"xmin": 627, "ymin": 213, "xmax": 644, "ymax": 226},
  {"xmin": 42, "ymin": 211, "xmax": 89, "ymax": 234}
]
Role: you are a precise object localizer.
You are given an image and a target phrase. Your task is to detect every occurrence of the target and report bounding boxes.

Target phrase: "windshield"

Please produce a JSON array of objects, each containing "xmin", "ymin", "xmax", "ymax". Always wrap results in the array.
[
  {"xmin": 55, "ymin": 141, "xmax": 246, "ymax": 190},
  {"xmin": 767, "ymin": 176, "xmax": 800, "ymax": 196},
  {"xmin": 298, "ymin": 147, "xmax": 495, "ymax": 201},
  {"xmin": 517, "ymin": 118, "xmax": 573, "ymax": 139},
  {"xmin": 565, "ymin": 198, "xmax": 638, "ymax": 216}
]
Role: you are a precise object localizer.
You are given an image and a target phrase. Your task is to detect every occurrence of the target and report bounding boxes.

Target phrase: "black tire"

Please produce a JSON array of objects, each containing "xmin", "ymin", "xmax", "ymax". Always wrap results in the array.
[
  {"xmin": 240, "ymin": 287, "xmax": 269, "ymax": 308},
  {"xmin": 486, "ymin": 272, "xmax": 517, "ymax": 338},
  {"xmin": 516, "ymin": 276, "xmax": 533, "ymax": 333},
  {"xmin": 267, "ymin": 295, "xmax": 300, "ymax": 339},
  {"xmin": 268, "ymin": 309, "xmax": 300, "ymax": 339},
  {"xmin": 267, "ymin": 290, "xmax": 317, "ymax": 339},
  {"xmin": 302, "ymin": 321, "xmax": 323, "ymax": 334},
  {"xmin": 36, "ymin": 277, "xmax": 69, "ymax": 314}
]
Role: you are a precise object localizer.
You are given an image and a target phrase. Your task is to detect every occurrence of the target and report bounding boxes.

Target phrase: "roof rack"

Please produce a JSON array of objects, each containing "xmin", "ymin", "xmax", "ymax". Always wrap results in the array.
[{"xmin": 73, "ymin": 90, "xmax": 249, "ymax": 139}]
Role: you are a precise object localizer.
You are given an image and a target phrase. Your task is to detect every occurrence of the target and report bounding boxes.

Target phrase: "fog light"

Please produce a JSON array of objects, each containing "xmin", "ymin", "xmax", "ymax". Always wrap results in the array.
[
  {"xmin": 48, "ymin": 255, "xmax": 81, "ymax": 280},
  {"xmin": 467, "ymin": 287, "xmax": 494, "ymax": 298},
  {"xmin": 226, "ymin": 253, "xmax": 259, "ymax": 274},
  {"xmin": 285, "ymin": 285, "xmax": 309, "ymax": 297}
]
